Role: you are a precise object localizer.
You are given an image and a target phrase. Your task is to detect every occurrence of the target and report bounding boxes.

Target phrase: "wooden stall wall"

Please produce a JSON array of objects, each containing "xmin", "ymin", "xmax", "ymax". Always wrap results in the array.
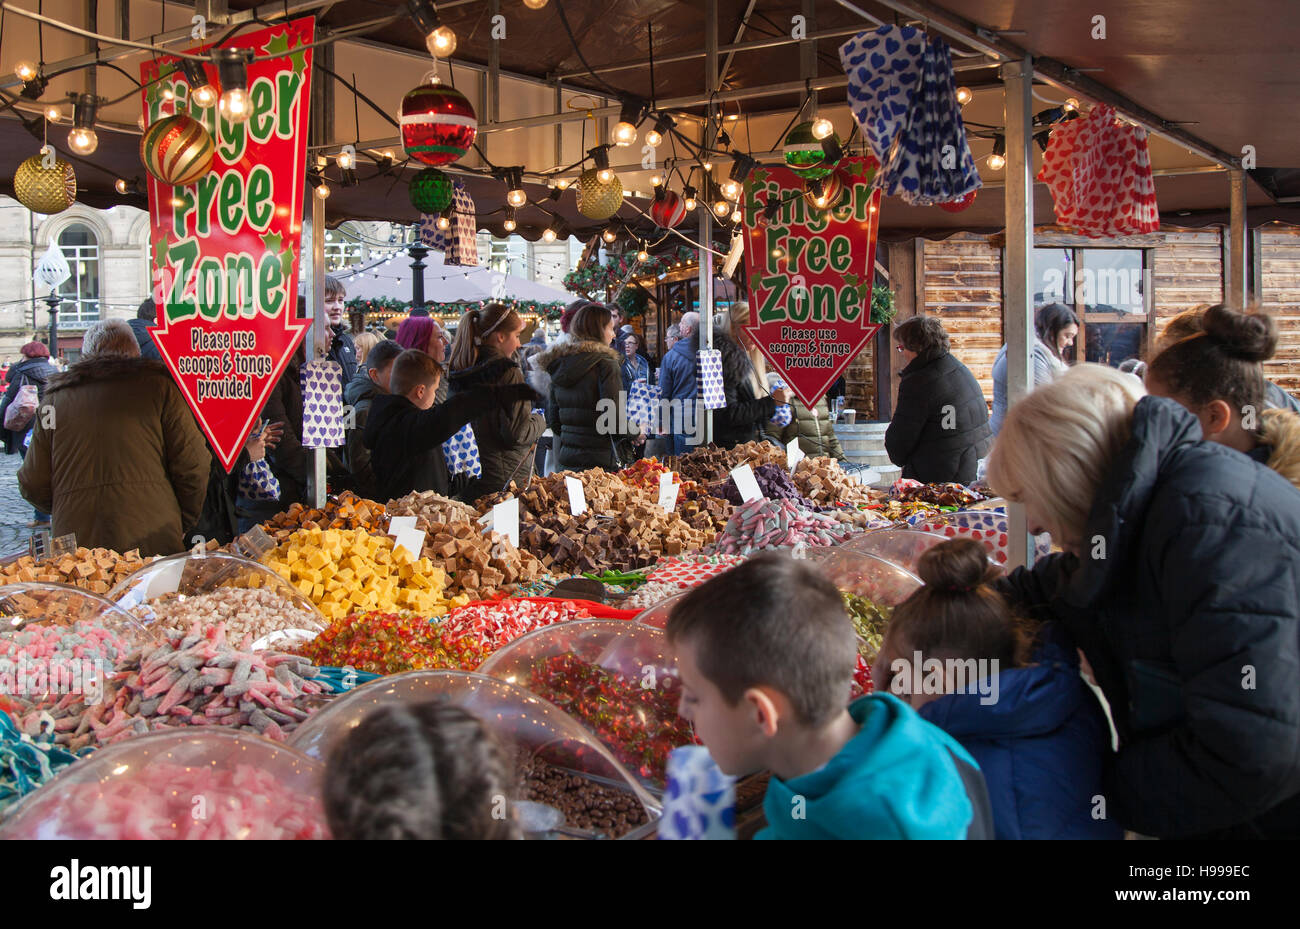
[
  {"xmin": 1153, "ymin": 229, "xmax": 1224, "ymax": 339},
  {"xmin": 919, "ymin": 234, "xmax": 1004, "ymax": 403},
  {"xmin": 1259, "ymin": 225, "xmax": 1300, "ymax": 395}
]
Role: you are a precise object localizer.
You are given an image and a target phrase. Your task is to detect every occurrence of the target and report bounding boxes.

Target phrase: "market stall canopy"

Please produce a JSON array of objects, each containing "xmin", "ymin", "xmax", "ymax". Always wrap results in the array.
[
  {"xmin": 331, "ymin": 246, "xmax": 573, "ymax": 304},
  {"xmin": 1, "ymin": 0, "xmax": 1299, "ymax": 236}
]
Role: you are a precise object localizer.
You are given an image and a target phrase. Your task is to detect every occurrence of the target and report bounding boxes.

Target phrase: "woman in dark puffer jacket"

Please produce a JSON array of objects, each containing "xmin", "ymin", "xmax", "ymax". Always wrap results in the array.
[
  {"xmin": 534, "ymin": 303, "xmax": 640, "ymax": 470},
  {"xmin": 988, "ymin": 363, "xmax": 1300, "ymax": 839},
  {"xmin": 712, "ymin": 303, "xmax": 789, "ymax": 449},
  {"xmin": 885, "ymin": 315, "xmax": 992, "ymax": 484}
]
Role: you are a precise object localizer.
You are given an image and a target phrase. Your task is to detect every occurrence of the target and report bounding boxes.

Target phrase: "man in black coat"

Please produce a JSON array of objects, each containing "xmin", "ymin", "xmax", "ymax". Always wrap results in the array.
[{"xmin": 885, "ymin": 316, "xmax": 992, "ymax": 484}]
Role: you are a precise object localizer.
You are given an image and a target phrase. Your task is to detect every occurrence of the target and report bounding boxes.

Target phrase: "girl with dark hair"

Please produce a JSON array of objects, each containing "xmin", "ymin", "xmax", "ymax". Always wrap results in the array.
[
  {"xmin": 324, "ymin": 702, "xmax": 521, "ymax": 840},
  {"xmin": 1146, "ymin": 303, "xmax": 1300, "ymax": 490},
  {"xmin": 873, "ymin": 538, "xmax": 1121, "ymax": 840},
  {"xmin": 534, "ymin": 302, "xmax": 639, "ymax": 469},
  {"xmin": 713, "ymin": 303, "xmax": 789, "ymax": 449},
  {"xmin": 990, "ymin": 303, "xmax": 1079, "ymax": 434},
  {"xmin": 885, "ymin": 315, "xmax": 992, "ymax": 484},
  {"xmin": 445, "ymin": 303, "xmax": 546, "ymax": 498}
]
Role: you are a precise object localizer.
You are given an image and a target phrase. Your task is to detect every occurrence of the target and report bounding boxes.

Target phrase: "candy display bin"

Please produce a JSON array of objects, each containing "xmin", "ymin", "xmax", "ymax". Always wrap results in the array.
[
  {"xmin": 0, "ymin": 581, "xmax": 157, "ymax": 645},
  {"xmin": 479, "ymin": 620, "xmax": 694, "ymax": 789},
  {"xmin": 841, "ymin": 528, "xmax": 950, "ymax": 575},
  {"xmin": 108, "ymin": 552, "xmax": 325, "ymax": 648},
  {"xmin": 632, "ymin": 591, "xmax": 683, "ymax": 630},
  {"xmin": 287, "ymin": 670, "xmax": 661, "ymax": 839},
  {"xmin": 0, "ymin": 729, "xmax": 328, "ymax": 840},
  {"xmin": 800, "ymin": 547, "xmax": 923, "ymax": 607}
]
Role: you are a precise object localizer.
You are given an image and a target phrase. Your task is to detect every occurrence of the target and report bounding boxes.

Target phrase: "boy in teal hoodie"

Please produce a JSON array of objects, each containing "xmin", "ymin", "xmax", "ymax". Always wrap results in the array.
[{"xmin": 666, "ymin": 551, "xmax": 993, "ymax": 840}]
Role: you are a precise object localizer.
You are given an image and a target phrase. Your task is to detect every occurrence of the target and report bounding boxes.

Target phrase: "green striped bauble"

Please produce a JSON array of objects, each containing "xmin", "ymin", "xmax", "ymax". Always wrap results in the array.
[
  {"xmin": 783, "ymin": 121, "xmax": 842, "ymax": 180},
  {"xmin": 409, "ymin": 168, "xmax": 454, "ymax": 214},
  {"xmin": 140, "ymin": 113, "xmax": 215, "ymax": 187}
]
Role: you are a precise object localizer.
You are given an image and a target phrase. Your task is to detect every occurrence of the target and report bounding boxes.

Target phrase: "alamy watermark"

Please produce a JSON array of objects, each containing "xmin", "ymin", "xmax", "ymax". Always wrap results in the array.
[{"xmin": 888, "ymin": 651, "xmax": 1001, "ymax": 706}]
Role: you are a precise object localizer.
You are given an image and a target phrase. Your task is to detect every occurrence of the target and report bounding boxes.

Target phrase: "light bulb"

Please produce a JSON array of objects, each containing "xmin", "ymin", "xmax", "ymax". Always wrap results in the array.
[
  {"xmin": 427, "ymin": 25, "xmax": 457, "ymax": 57},
  {"xmin": 14, "ymin": 61, "xmax": 38, "ymax": 82},
  {"xmin": 702, "ymin": 161, "xmax": 713, "ymax": 171},
  {"xmin": 523, "ymin": 0, "xmax": 548, "ymax": 8},
  {"xmin": 685, "ymin": 196, "xmax": 697, "ymax": 211},
  {"xmin": 602, "ymin": 227, "xmax": 617, "ymax": 243},
  {"xmin": 437, "ymin": 215, "xmax": 451, "ymax": 229},
  {"xmin": 115, "ymin": 179, "xmax": 129, "ymax": 195},
  {"xmin": 503, "ymin": 217, "xmax": 517, "ymax": 232},
  {"xmin": 220, "ymin": 87, "xmax": 252, "ymax": 123},
  {"xmin": 612, "ymin": 121, "xmax": 637, "ymax": 146},
  {"xmin": 337, "ymin": 150, "xmax": 355, "ymax": 170},
  {"xmin": 987, "ymin": 152, "xmax": 1006, "ymax": 171},
  {"xmin": 714, "ymin": 200, "xmax": 729, "ymax": 216},
  {"xmin": 162, "ymin": 86, "xmax": 176, "ymax": 101},
  {"xmin": 637, "ymin": 248, "xmax": 649, "ymax": 262},
  {"xmin": 1064, "ymin": 97, "xmax": 1080, "ymax": 113},
  {"xmin": 192, "ymin": 84, "xmax": 218, "ymax": 108},
  {"xmin": 44, "ymin": 106, "xmax": 61, "ymax": 122},
  {"xmin": 316, "ymin": 184, "xmax": 331, "ymax": 199},
  {"xmin": 721, "ymin": 179, "xmax": 741, "ymax": 201},
  {"xmin": 555, "ymin": 178, "xmax": 570, "ymax": 190},
  {"xmin": 68, "ymin": 127, "xmax": 98, "ymax": 155},
  {"xmin": 507, "ymin": 187, "xmax": 527, "ymax": 207},
  {"xmin": 955, "ymin": 86, "xmax": 973, "ymax": 106},
  {"xmin": 542, "ymin": 227, "xmax": 557, "ymax": 242},
  {"xmin": 811, "ymin": 117, "xmax": 834, "ymax": 140},
  {"xmin": 597, "ymin": 168, "xmax": 615, "ymax": 184},
  {"xmin": 650, "ymin": 173, "xmax": 663, "ymax": 188},
  {"xmin": 730, "ymin": 209, "xmax": 742, "ymax": 223},
  {"xmin": 644, "ymin": 129, "xmax": 663, "ymax": 147}
]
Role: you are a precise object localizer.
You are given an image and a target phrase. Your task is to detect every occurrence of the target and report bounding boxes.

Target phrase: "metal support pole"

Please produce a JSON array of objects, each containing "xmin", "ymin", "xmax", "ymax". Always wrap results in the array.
[
  {"xmin": 1002, "ymin": 57, "xmax": 1034, "ymax": 570},
  {"xmin": 45, "ymin": 293, "xmax": 60, "ymax": 357},
  {"xmin": 409, "ymin": 244, "xmax": 429, "ymax": 306},
  {"xmin": 1228, "ymin": 168, "xmax": 1248, "ymax": 310},
  {"xmin": 305, "ymin": 191, "xmax": 328, "ymax": 507},
  {"xmin": 699, "ymin": 0, "xmax": 717, "ymax": 447}
]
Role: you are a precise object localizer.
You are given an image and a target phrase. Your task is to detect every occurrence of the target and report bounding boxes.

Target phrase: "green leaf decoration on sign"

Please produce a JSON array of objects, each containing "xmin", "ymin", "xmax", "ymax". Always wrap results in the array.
[
  {"xmin": 287, "ymin": 33, "xmax": 309, "ymax": 77},
  {"xmin": 153, "ymin": 239, "xmax": 169, "ymax": 271},
  {"xmin": 843, "ymin": 272, "xmax": 861, "ymax": 290},
  {"xmin": 261, "ymin": 231, "xmax": 284, "ymax": 257},
  {"xmin": 261, "ymin": 31, "xmax": 290, "ymax": 60},
  {"xmin": 751, "ymin": 167, "xmax": 772, "ymax": 185},
  {"xmin": 278, "ymin": 244, "xmax": 296, "ymax": 279},
  {"xmin": 749, "ymin": 269, "xmax": 764, "ymax": 293}
]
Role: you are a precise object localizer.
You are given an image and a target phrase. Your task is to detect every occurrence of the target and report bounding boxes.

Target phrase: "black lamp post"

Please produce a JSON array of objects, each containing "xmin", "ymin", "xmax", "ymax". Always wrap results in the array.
[
  {"xmin": 45, "ymin": 291, "xmax": 60, "ymax": 357},
  {"xmin": 409, "ymin": 243, "xmax": 429, "ymax": 308}
]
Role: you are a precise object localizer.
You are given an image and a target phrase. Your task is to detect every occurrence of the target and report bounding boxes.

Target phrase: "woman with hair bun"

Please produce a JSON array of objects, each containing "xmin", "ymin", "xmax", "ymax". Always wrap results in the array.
[
  {"xmin": 873, "ymin": 538, "xmax": 1120, "ymax": 840},
  {"xmin": 1146, "ymin": 303, "xmax": 1300, "ymax": 490},
  {"xmin": 446, "ymin": 303, "xmax": 546, "ymax": 499},
  {"xmin": 986, "ymin": 363, "xmax": 1300, "ymax": 838}
]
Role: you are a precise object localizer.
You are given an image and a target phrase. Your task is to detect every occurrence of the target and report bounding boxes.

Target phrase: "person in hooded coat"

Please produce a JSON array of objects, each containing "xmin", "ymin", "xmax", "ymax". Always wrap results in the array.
[
  {"xmin": 988, "ymin": 363, "xmax": 1300, "ymax": 839},
  {"xmin": 1, "ymin": 341, "xmax": 59, "ymax": 526},
  {"xmin": 445, "ymin": 303, "xmax": 546, "ymax": 499},
  {"xmin": 18, "ymin": 320, "xmax": 209, "ymax": 556},
  {"xmin": 534, "ymin": 302, "xmax": 639, "ymax": 470},
  {"xmin": 344, "ymin": 339, "xmax": 403, "ymax": 501},
  {"xmin": 127, "ymin": 298, "xmax": 164, "ymax": 362}
]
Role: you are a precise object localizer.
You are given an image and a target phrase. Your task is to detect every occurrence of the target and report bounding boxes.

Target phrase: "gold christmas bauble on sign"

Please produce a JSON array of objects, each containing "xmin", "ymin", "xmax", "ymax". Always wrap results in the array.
[
  {"xmin": 575, "ymin": 167, "xmax": 623, "ymax": 220},
  {"xmin": 15, "ymin": 152, "xmax": 77, "ymax": 214}
]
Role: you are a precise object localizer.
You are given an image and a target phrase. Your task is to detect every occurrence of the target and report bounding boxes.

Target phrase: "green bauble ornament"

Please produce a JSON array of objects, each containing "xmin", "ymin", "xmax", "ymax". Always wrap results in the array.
[
  {"xmin": 409, "ymin": 168, "xmax": 454, "ymax": 214},
  {"xmin": 783, "ymin": 121, "xmax": 842, "ymax": 180}
]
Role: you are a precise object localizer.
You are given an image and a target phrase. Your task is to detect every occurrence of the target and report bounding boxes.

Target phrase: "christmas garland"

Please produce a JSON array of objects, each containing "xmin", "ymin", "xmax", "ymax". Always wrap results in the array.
[{"xmin": 347, "ymin": 296, "xmax": 566, "ymax": 320}]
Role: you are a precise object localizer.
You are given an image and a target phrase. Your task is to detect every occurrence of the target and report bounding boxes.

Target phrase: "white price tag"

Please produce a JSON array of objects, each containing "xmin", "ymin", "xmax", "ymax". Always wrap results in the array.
[
  {"xmin": 657, "ymin": 471, "xmax": 679, "ymax": 513},
  {"xmin": 565, "ymin": 476, "xmax": 587, "ymax": 516},
  {"xmin": 786, "ymin": 438, "xmax": 805, "ymax": 473},
  {"xmin": 731, "ymin": 464, "xmax": 764, "ymax": 503},
  {"xmin": 492, "ymin": 497, "xmax": 520, "ymax": 547},
  {"xmin": 387, "ymin": 515, "xmax": 417, "ymax": 537},
  {"xmin": 393, "ymin": 526, "xmax": 425, "ymax": 559}
]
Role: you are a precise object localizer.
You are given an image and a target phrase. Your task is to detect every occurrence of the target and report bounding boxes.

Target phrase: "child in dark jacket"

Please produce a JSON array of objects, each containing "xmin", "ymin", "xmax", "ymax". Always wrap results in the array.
[
  {"xmin": 363, "ymin": 349, "xmax": 539, "ymax": 502},
  {"xmin": 667, "ymin": 551, "xmax": 994, "ymax": 840},
  {"xmin": 873, "ymin": 538, "xmax": 1121, "ymax": 840}
]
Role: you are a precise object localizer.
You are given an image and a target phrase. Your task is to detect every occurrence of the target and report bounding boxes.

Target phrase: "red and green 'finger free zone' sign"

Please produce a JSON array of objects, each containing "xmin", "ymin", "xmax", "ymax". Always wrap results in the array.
[{"xmin": 142, "ymin": 18, "xmax": 314, "ymax": 470}]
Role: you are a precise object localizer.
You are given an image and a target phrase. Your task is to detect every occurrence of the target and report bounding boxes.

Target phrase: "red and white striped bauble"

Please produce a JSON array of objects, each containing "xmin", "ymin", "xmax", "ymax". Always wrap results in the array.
[
  {"xmin": 651, "ymin": 190, "xmax": 687, "ymax": 229},
  {"xmin": 140, "ymin": 113, "xmax": 215, "ymax": 187},
  {"xmin": 400, "ymin": 82, "xmax": 478, "ymax": 167}
]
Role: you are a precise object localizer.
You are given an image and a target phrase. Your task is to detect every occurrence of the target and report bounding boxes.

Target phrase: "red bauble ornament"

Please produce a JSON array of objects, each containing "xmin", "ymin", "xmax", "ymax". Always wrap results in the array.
[
  {"xmin": 650, "ymin": 190, "xmax": 687, "ymax": 229},
  {"xmin": 938, "ymin": 189, "xmax": 978, "ymax": 212},
  {"xmin": 400, "ymin": 82, "xmax": 478, "ymax": 167}
]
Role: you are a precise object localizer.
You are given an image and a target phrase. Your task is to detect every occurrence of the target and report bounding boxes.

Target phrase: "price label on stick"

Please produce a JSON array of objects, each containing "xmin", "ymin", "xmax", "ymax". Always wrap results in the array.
[
  {"xmin": 565, "ymin": 476, "xmax": 587, "ymax": 517},
  {"xmin": 658, "ymin": 471, "xmax": 679, "ymax": 513},
  {"xmin": 493, "ymin": 497, "xmax": 520, "ymax": 547},
  {"xmin": 387, "ymin": 516, "xmax": 417, "ymax": 537},
  {"xmin": 393, "ymin": 527, "xmax": 425, "ymax": 560},
  {"xmin": 731, "ymin": 464, "xmax": 764, "ymax": 503},
  {"xmin": 786, "ymin": 438, "xmax": 805, "ymax": 473}
]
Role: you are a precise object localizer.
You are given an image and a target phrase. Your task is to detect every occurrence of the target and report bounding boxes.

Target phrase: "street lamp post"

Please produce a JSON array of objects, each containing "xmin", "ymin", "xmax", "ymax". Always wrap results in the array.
[
  {"xmin": 45, "ymin": 292, "xmax": 60, "ymax": 357},
  {"xmin": 409, "ymin": 244, "xmax": 429, "ymax": 308}
]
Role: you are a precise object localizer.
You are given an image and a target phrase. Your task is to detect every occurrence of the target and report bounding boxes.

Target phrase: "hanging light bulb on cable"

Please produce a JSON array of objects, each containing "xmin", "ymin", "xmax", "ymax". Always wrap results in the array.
[
  {"xmin": 216, "ymin": 48, "xmax": 254, "ymax": 123},
  {"xmin": 503, "ymin": 207, "xmax": 517, "ymax": 232},
  {"xmin": 181, "ymin": 59, "xmax": 218, "ymax": 108},
  {"xmin": 611, "ymin": 98, "xmax": 644, "ymax": 147},
  {"xmin": 987, "ymin": 135, "xmax": 1006, "ymax": 171},
  {"xmin": 955, "ymin": 86, "xmax": 973, "ymax": 106},
  {"xmin": 408, "ymin": 0, "xmax": 457, "ymax": 58},
  {"xmin": 811, "ymin": 116, "xmax": 834, "ymax": 140},
  {"xmin": 68, "ymin": 94, "xmax": 101, "ymax": 155}
]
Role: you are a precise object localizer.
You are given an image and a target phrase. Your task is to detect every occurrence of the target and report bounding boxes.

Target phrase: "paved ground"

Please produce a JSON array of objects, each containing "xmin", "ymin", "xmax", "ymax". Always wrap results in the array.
[{"xmin": 0, "ymin": 452, "xmax": 41, "ymax": 557}]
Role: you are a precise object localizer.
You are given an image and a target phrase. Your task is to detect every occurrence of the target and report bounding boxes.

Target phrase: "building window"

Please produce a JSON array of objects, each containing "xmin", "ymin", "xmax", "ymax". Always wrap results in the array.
[
  {"xmin": 1031, "ymin": 246, "xmax": 1151, "ymax": 367},
  {"xmin": 324, "ymin": 221, "xmax": 367, "ymax": 273},
  {"xmin": 57, "ymin": 223, "xmax": 100, "ymax": 328}
]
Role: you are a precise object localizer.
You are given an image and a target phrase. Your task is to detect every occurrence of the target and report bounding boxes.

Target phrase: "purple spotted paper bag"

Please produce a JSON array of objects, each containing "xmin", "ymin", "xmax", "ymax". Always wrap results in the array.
[
  {"xmin": 698, "ymin": 349, "xmax": 726, "ymax": 410},
  {"xmin": 301, "ymin": 359, "xmax": 345, "ymax": 449},
  {"xmin": 442, "ymin": 423, "xmax": 482, "ymax": 478},
  {"xmin": 658, "ymin": 745, "xmax": 736, "ymax": 840}
]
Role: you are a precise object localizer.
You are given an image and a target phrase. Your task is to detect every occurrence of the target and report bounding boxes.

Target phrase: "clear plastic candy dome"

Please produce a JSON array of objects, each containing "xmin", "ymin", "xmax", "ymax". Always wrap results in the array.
[
  {"xmin": 842, "ymin": 528, "xmax": 951, "ymax": 575},
  {"xmin": 0, "ymin": 728, "xmax": 329, "ymax": 839},
  {"xmin": 288, "ymin": 670, "xmax": 660, "ymax": 839},
  {"xmin": 632, "ymin": 590, "xmax": 683, "ymax": 630},
  {"xmin": 110, "ymin": 553, "xmax": 324, "ymax": 648},
  {"xmin": 0, "ymin": 582, "xmax": 156, "ymax": 645},
  {"xmin": 478, "ymin": 620, "xmax": 693, "ymax": 787},
  {"xmin": 801, "ymin": 547, "xmax": 922, "ymax": 606}
]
